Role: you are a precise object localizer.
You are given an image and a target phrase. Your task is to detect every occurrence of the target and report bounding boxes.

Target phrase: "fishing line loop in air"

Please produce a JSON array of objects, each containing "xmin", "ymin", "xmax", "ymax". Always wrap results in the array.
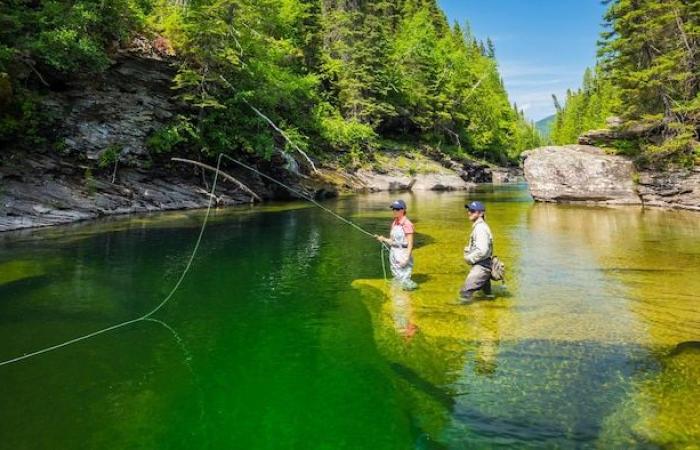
[
  {"xmin": 0, "ymin": 153, "xmax": 223, "ymax": 368},
  {"xmin": 0, "ymin": 153, "xmax": 389, "ymax": 367}
]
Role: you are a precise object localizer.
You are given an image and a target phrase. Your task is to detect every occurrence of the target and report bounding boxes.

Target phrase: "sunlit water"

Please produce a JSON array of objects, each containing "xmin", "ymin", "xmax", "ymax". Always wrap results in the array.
[{"xmin": 1, "ymin": 185, "xmax": 699, "ymax": 449}]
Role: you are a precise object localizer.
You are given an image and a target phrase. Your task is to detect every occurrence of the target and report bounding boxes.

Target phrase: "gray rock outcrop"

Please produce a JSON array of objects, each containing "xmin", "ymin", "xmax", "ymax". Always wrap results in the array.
[
  {"xmin": 354, "ymin": 171, "xmax": 476, "ymax": 192},
  {"xmin": 42, "ymin": 53, "xmax": 179, "ymax": 165},
  {"xmin": 523, "ymin": 145, "xmax": 700, "ymax": 211},
  {"xmin": 637, "ymin": 169, "xmax": 700, "ymax": 211},
  {"xmin": 0, "ymin": 153, "xmax": 257, "ymax": 232},
  {"xmin": 522, "ymin": 145, "xmax": 640, "ymax": 204}
]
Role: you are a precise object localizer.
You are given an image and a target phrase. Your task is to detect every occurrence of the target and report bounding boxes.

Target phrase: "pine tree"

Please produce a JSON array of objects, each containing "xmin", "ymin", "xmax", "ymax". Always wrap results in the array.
[
  {"xmin": 599, "ymin": 0, "xmax": 699, "ymax": 165},
  {"xmin": 486, "ymin": 37, "xmax": 496, "ymax": 58}
]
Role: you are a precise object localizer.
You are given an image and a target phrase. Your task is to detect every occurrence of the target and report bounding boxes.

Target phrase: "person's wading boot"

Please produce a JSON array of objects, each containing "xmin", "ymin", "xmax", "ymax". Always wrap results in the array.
[{"xmin": 458, "ymin": 289, "xmax": 474, "ymax": 305}]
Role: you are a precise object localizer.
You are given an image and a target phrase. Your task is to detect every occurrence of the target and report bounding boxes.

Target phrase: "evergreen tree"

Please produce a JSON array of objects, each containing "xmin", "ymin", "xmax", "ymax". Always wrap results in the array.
[
  {"xmin": 1, "ymin": 0, "xmax": 543, "ymax": 163},
  {"xmin": 598, "ymin": 0, "xmax": 699, "ymax": 165}
]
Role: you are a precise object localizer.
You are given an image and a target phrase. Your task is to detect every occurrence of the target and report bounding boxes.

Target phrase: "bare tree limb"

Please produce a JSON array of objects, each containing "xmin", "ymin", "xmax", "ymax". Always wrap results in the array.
[
  {"xmin": 171, "ymin": 157, "xmax": 262, "ymax": 202},
  {"xmin": 218, "ymin": 75, "xmax": 318, "ymax": 173},
  {"xmin": 20, "ymin": 57, "xmax": 50, "ymax": 87}
]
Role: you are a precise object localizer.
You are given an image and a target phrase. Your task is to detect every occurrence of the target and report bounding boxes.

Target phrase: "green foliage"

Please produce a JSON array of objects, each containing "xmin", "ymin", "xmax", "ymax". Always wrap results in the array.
[
  {"xmin": 1, "ymin": 0, "xmax": 151, "ymax": 77},
  {"xmin": 315, "ymin": 104, "xmax": 377, "ymax": 152},
  {"xmin": 146, "ymin": 116, "xmax": 197, "ymax": 154},
  {"xmin": 3, "ymin": 0, "xmax": 542, "ymax": 165},
  {"xmin": 599, "ymin": 0, "xmax": 698, "ymax": 122},
  {"xmin": 98, "ymin": 145, "xmax": 121, "ymax": 169},
  {"xmin": 33, "ymin": 27, "xmax": 110, "ymax": 74},
  {"xmin": 555, "ymin": 0, "xmax": 699, "ymax": 168},
  {"xmin": 152, "ymin": 0, "xmax": 539, "ymax": 164},
  {"xmin": 551, "ymin": 66, "xmax": 618, "ymax": 145}
]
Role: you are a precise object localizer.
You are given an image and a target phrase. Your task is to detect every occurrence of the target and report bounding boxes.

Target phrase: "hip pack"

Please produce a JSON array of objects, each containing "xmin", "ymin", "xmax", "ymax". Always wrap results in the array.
[{"xmin": 490, "ymin": 256, "xmax": 506, "ymax": 281}]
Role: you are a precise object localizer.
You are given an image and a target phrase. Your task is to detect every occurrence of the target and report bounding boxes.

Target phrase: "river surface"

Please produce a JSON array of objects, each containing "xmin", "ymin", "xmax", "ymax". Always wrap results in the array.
[{"xmin": 1, "ymin": 185, "xmax": 699, "ymax": 449}]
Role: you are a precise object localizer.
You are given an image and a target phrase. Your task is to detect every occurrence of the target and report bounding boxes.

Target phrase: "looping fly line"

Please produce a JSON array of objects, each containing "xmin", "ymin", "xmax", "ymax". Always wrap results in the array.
[{"xmin": 0, "ymin": 153, "xmax": 389, "ymax": 368}]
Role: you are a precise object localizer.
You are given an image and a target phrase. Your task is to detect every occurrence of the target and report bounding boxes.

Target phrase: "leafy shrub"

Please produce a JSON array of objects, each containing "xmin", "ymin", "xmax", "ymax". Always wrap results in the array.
[
  {"xmin": 316, "ymin": 104, "xmax": 376, "ymax": 153},
  {"xmin": 98, "ymin": 144, "xmax": 121, "ymax": 168},
  {"xmin": 146, "ymin": 116, "xmax": 197, "ymax": 154}
]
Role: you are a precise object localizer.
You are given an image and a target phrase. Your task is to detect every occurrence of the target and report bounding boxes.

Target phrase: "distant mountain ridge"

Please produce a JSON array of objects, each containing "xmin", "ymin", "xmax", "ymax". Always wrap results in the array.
[{"xmin": 535, "ymin": 115, "xmax": 555, "ymax": 139}]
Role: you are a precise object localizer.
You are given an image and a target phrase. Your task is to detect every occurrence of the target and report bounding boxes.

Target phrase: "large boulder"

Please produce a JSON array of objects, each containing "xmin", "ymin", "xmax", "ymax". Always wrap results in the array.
[
  {"xmin": 353, "ymin": 170, "xmax": 475, "ymax": 192},
  {"xmin": 522, "ymin": 145, "xmax": 640, "ymax": 204}
]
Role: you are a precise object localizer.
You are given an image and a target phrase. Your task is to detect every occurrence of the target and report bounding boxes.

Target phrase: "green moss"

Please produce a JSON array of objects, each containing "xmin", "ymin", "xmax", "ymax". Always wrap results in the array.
[{"xmin": 84, "ymin": 167, "xmax": 96, "ymax": 196}]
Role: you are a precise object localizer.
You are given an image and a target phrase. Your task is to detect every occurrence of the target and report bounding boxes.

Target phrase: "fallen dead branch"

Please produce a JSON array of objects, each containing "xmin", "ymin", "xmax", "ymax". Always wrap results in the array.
[{"xmin": 171, "ymin": 157, "xmax": 262, "ymax": 202}]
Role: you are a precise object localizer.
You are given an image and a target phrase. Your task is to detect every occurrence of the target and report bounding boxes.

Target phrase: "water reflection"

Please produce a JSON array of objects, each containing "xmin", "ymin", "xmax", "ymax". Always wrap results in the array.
[
  {"xmin": 470, "ymin": 304, "xmax": 502, "ymax": 377},
  {"xmin": 388, "ymin": 283, "xmax": 419, "ymax": 341}
]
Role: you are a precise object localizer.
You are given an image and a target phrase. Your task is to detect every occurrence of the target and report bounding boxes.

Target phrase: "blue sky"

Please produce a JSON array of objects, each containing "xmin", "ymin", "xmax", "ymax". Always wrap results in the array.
[{"xmin": 438, "ymin": 0, "xmax": 608, "ymax": 121}]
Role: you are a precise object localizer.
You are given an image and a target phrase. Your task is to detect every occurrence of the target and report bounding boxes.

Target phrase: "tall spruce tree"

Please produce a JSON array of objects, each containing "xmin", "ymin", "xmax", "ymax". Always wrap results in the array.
[{"xmin": 598, "ymin": 0, "xmax": 699, "ymax": 165}]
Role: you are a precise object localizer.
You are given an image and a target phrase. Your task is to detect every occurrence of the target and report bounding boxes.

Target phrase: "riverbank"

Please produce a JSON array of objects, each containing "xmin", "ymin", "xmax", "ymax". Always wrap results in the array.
[
  {"xmin": 0, "ymin": 52, "xmax": 519, "ymax": 233},
  {"xmin": 0, "ymin": 147, "xmax": 515, "ymax": 233}
]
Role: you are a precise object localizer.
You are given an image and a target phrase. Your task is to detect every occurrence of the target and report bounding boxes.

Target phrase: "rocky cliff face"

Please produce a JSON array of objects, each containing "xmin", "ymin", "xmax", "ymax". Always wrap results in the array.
[
  {"xmin": 42, "ymin": 54, "xmax": 179, "ymax": 165},
  {"xmin": 0, "ymin": 53, "xmax": 265, "ymax": 232},
  {"xmin": 522, "ymin": 145, "xmax": 700, "ymax": 211}
]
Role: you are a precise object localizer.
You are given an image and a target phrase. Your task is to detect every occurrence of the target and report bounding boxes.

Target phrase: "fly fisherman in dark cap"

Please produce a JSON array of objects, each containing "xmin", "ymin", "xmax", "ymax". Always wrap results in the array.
[
  {"xmin": 460, "ymin": 201, "xmax": 493, "ymax": 304},
  {"xmin": 375, "ymin": 199, "xmax": 417, "ymax": 290}
]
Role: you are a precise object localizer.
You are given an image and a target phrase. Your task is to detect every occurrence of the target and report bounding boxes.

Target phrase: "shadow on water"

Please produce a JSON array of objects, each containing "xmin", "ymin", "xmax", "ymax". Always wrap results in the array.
[
  {"xmin": 389, "ymin": 361, "xmax": 463, "ymax": 409},
  {"xmin": 445, "ymin": 339, "xmax": 662, "ymax": 447},
  {"xmin": 666, "ymin": 341, "xmax": 700, "ymax": 358},
  {"xmin": 412, "ymin": 273, "xmax": 432, "ymax": 284},
  {"xmin": 413, "ymin": 232, "xmax": 437, "ymax": 250}
]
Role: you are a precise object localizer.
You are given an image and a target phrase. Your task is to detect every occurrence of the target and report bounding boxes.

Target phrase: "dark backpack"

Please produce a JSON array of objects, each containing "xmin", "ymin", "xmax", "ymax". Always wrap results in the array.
[{"xmin": 491, "ymin": 256, "xmax": 506, "ymax": 281}]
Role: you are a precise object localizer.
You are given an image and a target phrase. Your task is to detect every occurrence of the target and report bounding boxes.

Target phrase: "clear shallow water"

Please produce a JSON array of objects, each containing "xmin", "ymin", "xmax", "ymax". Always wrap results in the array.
[{"xmin": 1, "ymin": 185, "xmax": 699, "ymax": 449}]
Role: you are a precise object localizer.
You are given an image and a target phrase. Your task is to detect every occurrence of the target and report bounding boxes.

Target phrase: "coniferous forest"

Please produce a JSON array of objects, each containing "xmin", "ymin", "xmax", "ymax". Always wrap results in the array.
[
  {"xmin": 0, "ymin": 0, "xmax": 542, "ymax": 167},
  {"xmin": 551, "ymin": 0, "xmax": 699, "ymax": 168}
]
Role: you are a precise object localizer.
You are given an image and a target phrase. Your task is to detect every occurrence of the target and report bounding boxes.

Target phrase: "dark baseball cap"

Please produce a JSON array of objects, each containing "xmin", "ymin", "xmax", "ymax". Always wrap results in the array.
[
  {"xmin": 465, "ymin": 201, "xmax": 485, "ymax": 212},
  {"xmin": 390, "ymin": 199, "xmax": 407, "ymax": 210}
]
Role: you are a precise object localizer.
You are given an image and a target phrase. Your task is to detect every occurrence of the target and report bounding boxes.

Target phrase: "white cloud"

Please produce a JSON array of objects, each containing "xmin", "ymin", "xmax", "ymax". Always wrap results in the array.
[
  {"xmin": 497, "ymin": 60, "xmax": 583, "ymax": 120},
  {"xmin": 499, "ymin": 61, "xmax": 579, "ymax": 79},
  {"xmin": 507, "ymin": 79, "xmax": 562, "ymax": 87}
]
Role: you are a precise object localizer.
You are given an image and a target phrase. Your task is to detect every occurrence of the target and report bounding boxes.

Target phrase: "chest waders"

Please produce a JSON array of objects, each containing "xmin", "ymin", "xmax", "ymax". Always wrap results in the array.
[{"xmin": 390, "ymin": 222, "xmax": 417, "ymax": 290}]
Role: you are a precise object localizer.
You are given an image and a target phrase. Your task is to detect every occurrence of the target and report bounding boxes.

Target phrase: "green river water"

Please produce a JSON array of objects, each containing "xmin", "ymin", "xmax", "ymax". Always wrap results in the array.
[{"xmin": 1, "ymin": 185, "xmax": 699, "ymax": 449}]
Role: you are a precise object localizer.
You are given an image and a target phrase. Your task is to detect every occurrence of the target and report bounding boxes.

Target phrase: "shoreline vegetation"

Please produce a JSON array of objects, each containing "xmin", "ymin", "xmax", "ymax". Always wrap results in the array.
[
  {"xmin": 1, "ymin": 1, "xmax": 697, "ymax": 231},
  {"xmin": 547, "ymin": 0, "xmax": 698, "ymax": 169},
  {"xmin": 0, "ymin": 1, "xmax": 540, "ymax": 170}
]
